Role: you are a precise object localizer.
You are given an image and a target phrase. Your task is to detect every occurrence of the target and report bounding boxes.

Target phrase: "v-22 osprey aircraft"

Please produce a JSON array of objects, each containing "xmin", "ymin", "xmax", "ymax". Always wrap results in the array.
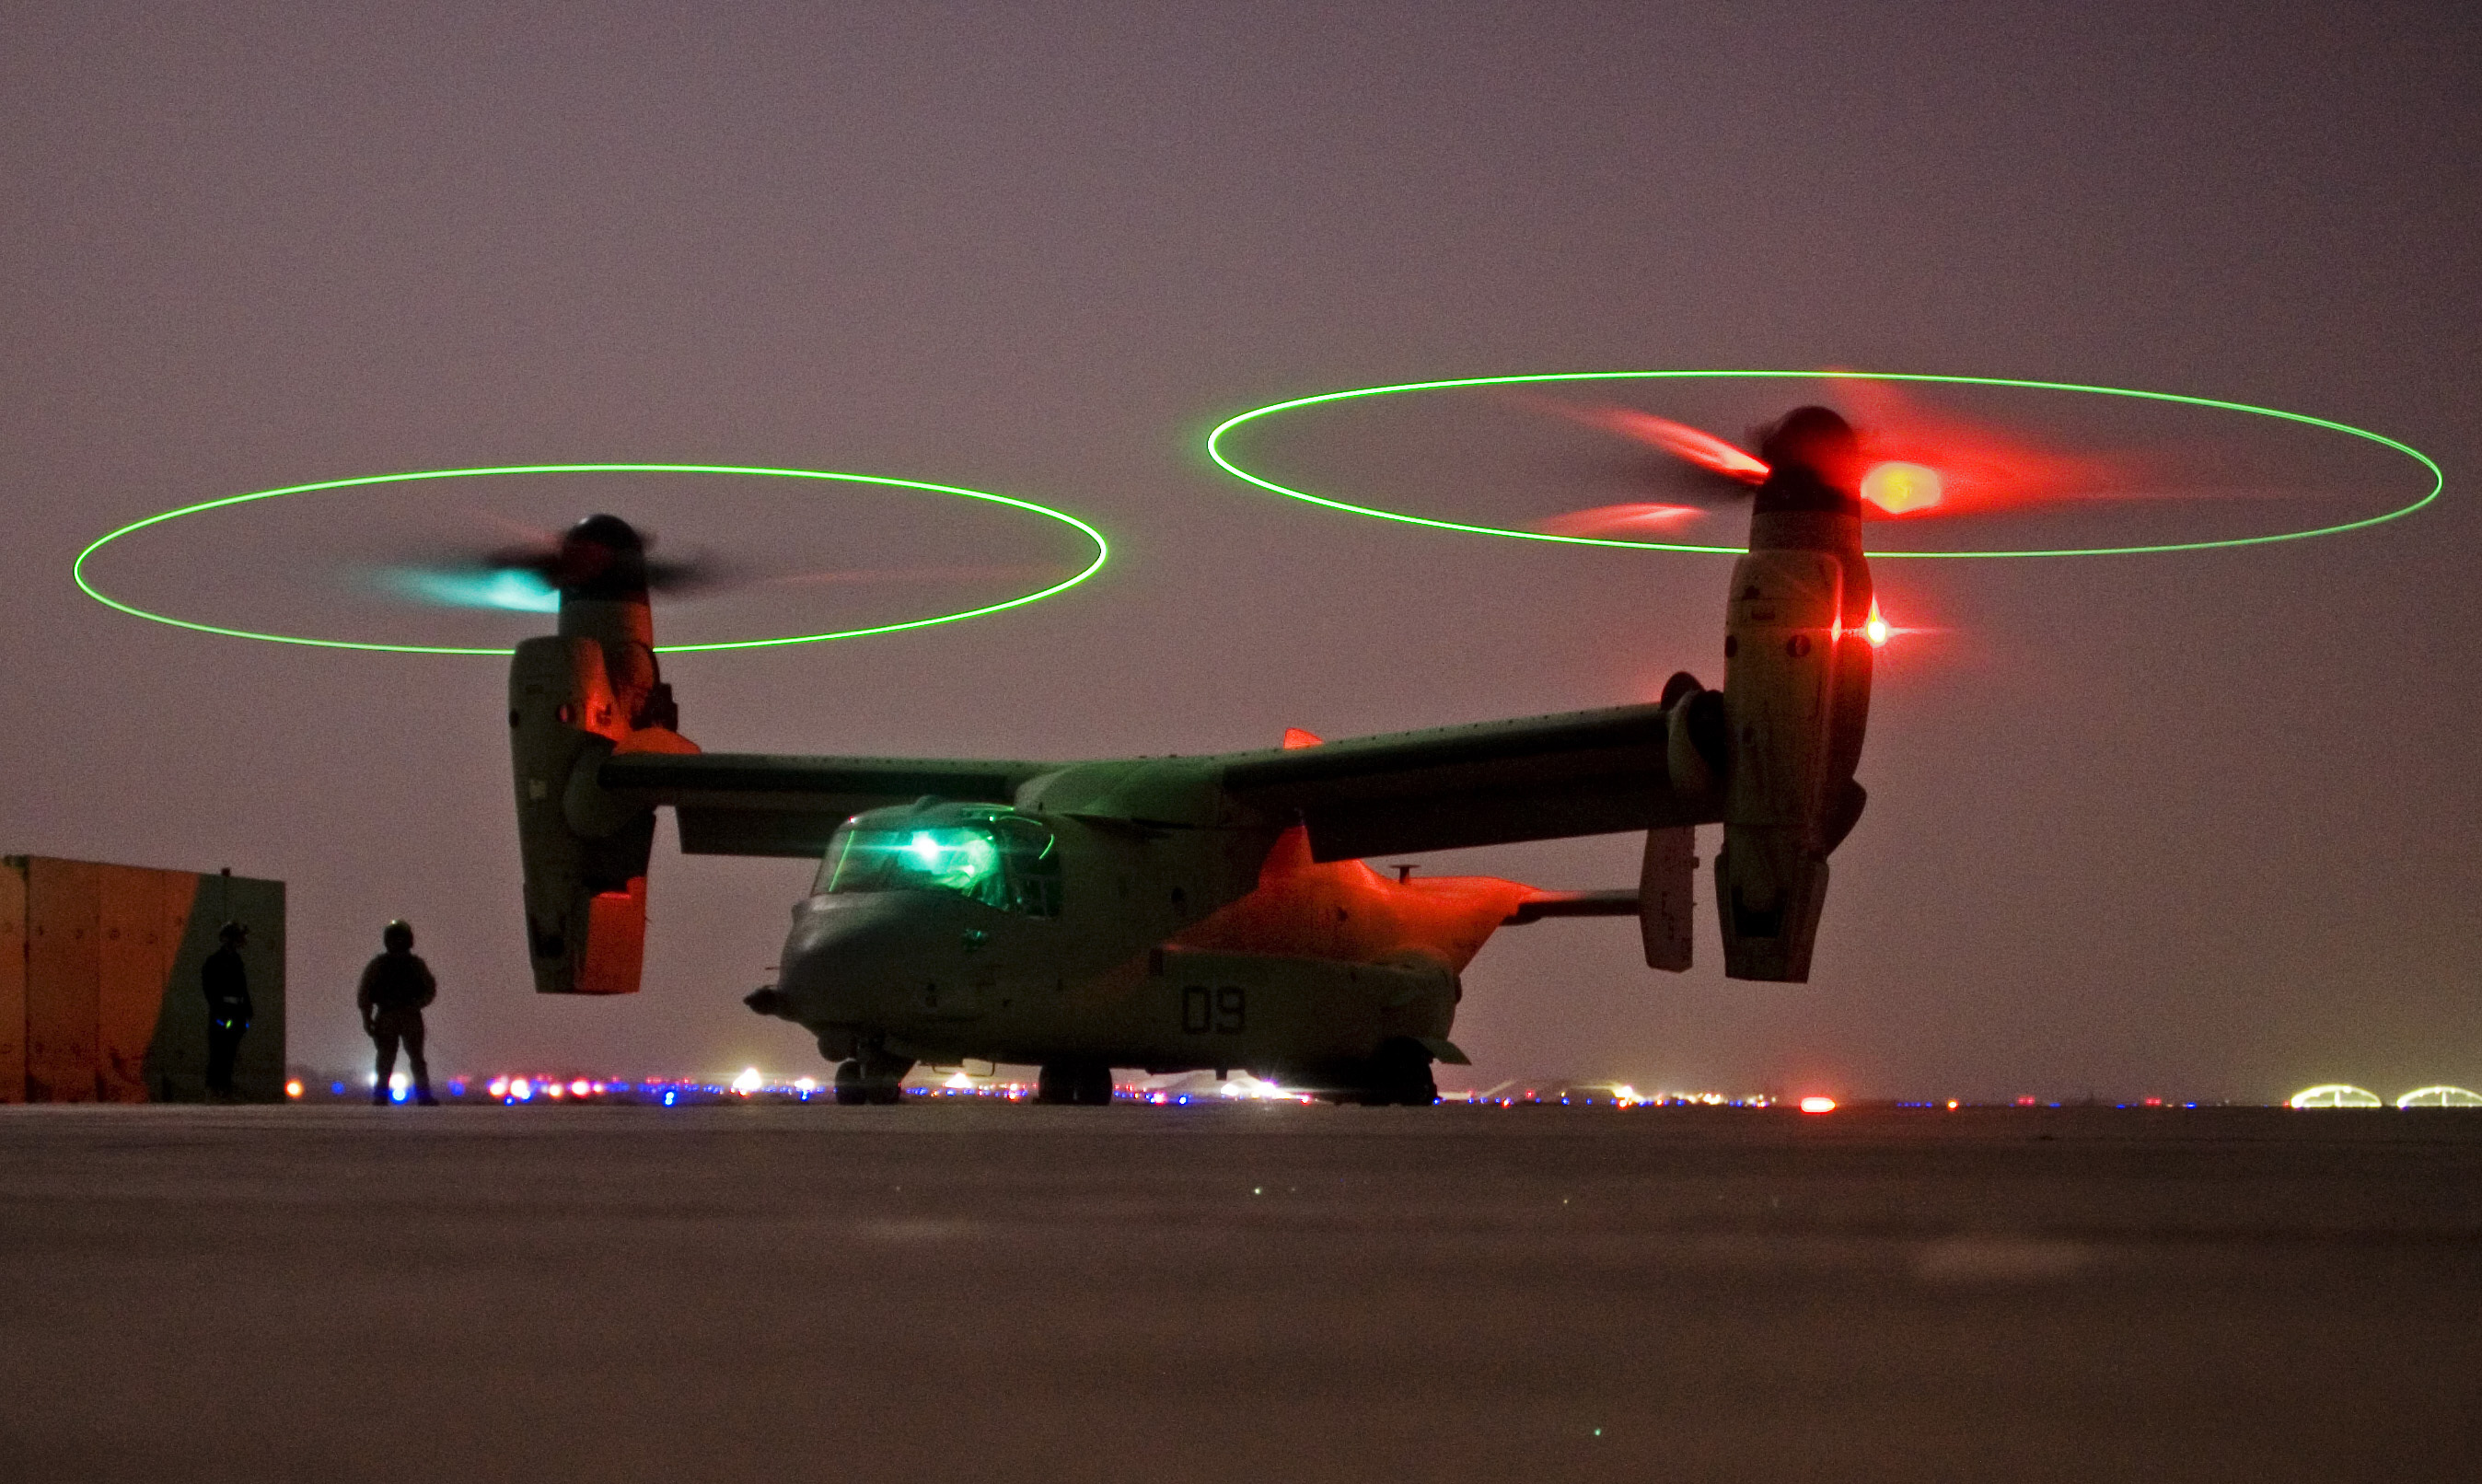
[{"xmin": 506, "ymin": 407, "xmax": 1877, "ymax": 1105}]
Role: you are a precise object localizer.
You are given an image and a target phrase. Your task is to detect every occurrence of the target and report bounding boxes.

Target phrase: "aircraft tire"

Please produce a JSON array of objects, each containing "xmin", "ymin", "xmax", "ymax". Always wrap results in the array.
[
  {"xmin": 1037, "ymin": 1061, "xmax": 1112, "ymax": 1105},
  {"xmin": 833, "ymin": 1060, "xmax": 867, "ymax": 1106},
  {"xmin": 1364, "ymin": 1039, "xmax": 1439, "ymax": 1107},
  {"xmin": 1074, "ymin": 1063, "xmax": 1115, "ymax": 1106}
]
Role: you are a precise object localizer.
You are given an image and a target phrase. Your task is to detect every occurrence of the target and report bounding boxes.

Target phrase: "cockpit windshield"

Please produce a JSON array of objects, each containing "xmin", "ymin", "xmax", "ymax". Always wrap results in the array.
[{"xmin": 816, "ymin": 805, "xmax": 1063, "ymax": 917}]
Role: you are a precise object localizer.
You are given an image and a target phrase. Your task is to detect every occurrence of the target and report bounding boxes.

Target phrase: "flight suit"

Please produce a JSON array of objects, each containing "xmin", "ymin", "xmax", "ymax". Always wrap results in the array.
[{"xmin": 358, "ymin": 949, "xmax": 438, "ymax": 1104}]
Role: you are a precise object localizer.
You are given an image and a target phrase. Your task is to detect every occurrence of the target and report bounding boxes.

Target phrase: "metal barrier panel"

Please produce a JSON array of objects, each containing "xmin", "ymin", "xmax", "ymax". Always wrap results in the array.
[
  {"xmin": 0, "ymin": 863, "xmax": 23, "ymax": 1102},
  {"xmin": 25, "ymin": 857, "xmax": 101, "ymax": 1102},
  {"xmin": 97, "ymin": 865, "xmax": 191, "ymax": 1103}
]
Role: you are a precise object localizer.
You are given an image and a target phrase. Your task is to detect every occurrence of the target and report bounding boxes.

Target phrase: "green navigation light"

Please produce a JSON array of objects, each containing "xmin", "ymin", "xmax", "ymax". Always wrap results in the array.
[
  {"xmin": 75, "ymin": 463, "xmax": 1110, "ymax": 655},
  {"xmin": 1204, "ymin": 370, "xmax": 2440, "ymax": 559}
]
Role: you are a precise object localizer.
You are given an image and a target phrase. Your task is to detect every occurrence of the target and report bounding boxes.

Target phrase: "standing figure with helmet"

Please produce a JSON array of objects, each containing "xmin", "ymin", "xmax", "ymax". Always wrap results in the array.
[{"xmin": 358, "ymin": 920, "xmax": 438, "ymax": 1106}]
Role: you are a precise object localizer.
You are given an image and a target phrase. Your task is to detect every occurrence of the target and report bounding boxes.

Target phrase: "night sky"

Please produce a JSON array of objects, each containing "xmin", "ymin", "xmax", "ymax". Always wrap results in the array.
[{"xmin": 7, "ymin": 3, "xmax": 2476, "ymax": 1100}]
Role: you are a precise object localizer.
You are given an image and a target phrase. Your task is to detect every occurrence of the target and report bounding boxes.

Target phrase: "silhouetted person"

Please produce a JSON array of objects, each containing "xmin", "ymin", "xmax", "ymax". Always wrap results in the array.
[
  {"xmin": 358, "ymin": 920, "xmax": 437, "ymax": 1106},
  {"xmin": 201, "ymin": 922, "xmax": 252, "ymax": 1099}
]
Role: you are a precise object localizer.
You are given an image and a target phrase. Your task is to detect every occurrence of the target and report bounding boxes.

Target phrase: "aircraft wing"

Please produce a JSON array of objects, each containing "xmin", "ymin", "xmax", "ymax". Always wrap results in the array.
[
  {"xmin": 1216, "ymin": 702, "xmax": 1709, "ymax": 861},
  {"xmin": 599, "ymin": 752, "xmax": 1054, "ymax": 857}
]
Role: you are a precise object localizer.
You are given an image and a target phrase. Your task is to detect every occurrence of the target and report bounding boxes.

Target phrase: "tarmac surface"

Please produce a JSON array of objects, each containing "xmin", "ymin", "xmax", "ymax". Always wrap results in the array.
[{"xmin": 2, "ymin": 1101, "xmax": 2476, "ymax": 1482}]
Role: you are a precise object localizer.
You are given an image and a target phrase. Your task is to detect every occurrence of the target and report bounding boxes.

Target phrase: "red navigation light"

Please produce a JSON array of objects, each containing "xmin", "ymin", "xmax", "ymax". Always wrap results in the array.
[
  {"xmin": 1862, "ymin": 597, "xmax": 1891, "ymax": 648},
  {"xmin": 1799, "ymin": 1096, "xmax": 1837, "ymax": 1114}
]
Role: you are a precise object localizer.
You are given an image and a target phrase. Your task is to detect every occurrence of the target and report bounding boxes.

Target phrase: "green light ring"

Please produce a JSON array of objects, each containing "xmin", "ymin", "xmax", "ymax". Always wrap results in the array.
[
  {"xmin": 1204, "ymin": 370, "xmax": 2441, "ymax": 558},
  {"xmin": 74, "ymin": 463, "xmax": 1111, "ymax": 655}
]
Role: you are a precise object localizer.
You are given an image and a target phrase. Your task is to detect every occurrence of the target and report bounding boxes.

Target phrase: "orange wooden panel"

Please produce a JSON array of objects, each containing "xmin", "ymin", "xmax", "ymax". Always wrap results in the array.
[
  {"xmin": 25, "ymin": 858, "xmax": 100, "ymax": 1102},
  {"xmin": 0, "ymin": 862, "xmax": 25, "ymax": 1103},
  {"xmin": 97, "ymin": 864, "xmax": 180, "ymax": 1103}
]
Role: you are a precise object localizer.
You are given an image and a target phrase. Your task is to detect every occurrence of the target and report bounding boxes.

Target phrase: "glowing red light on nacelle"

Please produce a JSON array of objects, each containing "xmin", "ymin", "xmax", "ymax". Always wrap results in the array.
[
  {"xmin": 1862, "ymin": 598, "xmax": 1891, "ymax": 648},
  {"xmin": 1861, "ymin": 460, "xmax": 1943, "ymax": 515}
]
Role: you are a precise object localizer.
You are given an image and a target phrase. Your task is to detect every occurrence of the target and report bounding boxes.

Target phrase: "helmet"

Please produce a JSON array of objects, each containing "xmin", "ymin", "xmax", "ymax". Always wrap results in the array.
[{"xmin": 383, "ymin": 920, "xmax": 414, "ymax": 952}]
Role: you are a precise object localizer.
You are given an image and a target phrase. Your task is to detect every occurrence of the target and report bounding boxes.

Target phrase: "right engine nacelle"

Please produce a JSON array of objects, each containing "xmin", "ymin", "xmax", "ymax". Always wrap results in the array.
[
  {"xmin": 1716, "ymin": 546, "xmax": 1845, "ymax": 981},
  {"xmin": 1710, "ymin": 407, "xmax": 1876, "ymax": 983}
]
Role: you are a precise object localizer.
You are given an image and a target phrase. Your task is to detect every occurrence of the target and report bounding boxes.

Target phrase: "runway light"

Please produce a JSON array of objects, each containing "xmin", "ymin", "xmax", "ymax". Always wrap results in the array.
[
  {"xmin": 329, "ymin": 1081, "xmax": 345, "ymax": 1096},
  {"xmin": 1799, "ymin": 1096, "xmax": 1838, "ymax": 1114},
  {"xmin": 662, "ymin": 1090, "xmax": 678, "ymax": 1107},
  {"xmin": 284, "ymin": 1079, "xmax": 303, "ymax": 1099},
  {"xmin": 1945, "ymin": 1099, "xmax": 1959, "ymax": 1109},
  {"xmin": 488, "ymin": 1077, "xmax": 509, "ymax": 1098},
  {"xmin": 511, "ymin": 1077, "xmax": 533, "ymax": 1101},
  {"xmin": 570, "ymin": 1078, "xmax": 591, "ymax": 1098},
  {"xmin": 732, "ymin": 1067, "xmax": 764, "ymax": 1096}
]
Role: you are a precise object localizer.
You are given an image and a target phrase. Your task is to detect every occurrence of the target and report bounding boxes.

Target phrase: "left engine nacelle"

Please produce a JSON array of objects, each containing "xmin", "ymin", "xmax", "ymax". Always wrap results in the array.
[
  {"xmin": 505, "ymin": 514, "xmax": 698, "ymax": 995},
  {"xmin": 510, "ymin": 636, "xmax": 656, "ymax": 994}
]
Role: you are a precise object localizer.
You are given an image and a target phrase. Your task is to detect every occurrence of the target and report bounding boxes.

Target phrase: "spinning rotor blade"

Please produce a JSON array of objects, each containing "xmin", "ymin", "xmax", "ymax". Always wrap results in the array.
[
  {"xmin": 1526, "ymin": 384, "xmax": 2147, "ymax": 530},
  {"xmin": 363, "ymin": 523, "xmax": 1058, "ymax": 613}
]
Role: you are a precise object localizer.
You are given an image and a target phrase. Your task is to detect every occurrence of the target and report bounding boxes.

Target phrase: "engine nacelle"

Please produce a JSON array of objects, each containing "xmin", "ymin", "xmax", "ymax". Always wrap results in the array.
[
  {"xmin": 1717, "ymin": 547, "xmax": 1843, "ymax": 980},
  {"xmin": 506, "ymin": 516, "xmax": 695, "ymax": 995},
  {"xmin": 1711, "ymin": 408, "xmax": 1874, "ymax": 982}
]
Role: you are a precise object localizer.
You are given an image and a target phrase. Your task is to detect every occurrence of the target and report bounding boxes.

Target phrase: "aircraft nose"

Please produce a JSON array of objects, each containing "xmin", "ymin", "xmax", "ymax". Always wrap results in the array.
[{"xmin": 779, "ymin": 894, "xmax": 954, "ymax": 1014}]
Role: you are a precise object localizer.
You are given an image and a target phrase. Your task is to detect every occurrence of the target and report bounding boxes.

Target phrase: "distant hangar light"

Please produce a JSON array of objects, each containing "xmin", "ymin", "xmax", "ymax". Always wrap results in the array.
[
  {"xmin": 2395, "ymin": 1085, "xmax": 2482, "ymax": 1108},
  {"xmin": 2288, "ymin": 1084, "xmax": 2382, "ymax": 1108}
]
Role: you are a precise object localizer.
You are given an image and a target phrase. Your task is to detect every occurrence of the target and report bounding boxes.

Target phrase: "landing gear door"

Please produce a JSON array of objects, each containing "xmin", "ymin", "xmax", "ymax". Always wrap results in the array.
[{"xmin": 1640, "ymin": 826, "xmax": 1695, "ymax": 972}]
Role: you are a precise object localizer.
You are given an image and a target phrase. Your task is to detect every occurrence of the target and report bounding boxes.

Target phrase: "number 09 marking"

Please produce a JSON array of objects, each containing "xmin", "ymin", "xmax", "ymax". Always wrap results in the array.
[{"xmin": 1181, "ymin": 985, "xmax": 1246, "ymax": 1035}]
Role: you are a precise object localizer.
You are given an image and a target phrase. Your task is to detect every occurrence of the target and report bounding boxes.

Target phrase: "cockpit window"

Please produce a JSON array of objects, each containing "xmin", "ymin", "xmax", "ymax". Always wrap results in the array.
[{"xmin": 816, "ymin": 806, "xmax": 1063, "ymax": 917}]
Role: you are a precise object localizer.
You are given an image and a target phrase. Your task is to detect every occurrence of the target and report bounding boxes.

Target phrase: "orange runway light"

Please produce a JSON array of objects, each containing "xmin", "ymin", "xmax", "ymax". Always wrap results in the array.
[{"xmin": 284, "ymin": 1079, "xmax": 303, "ymax": 1100}]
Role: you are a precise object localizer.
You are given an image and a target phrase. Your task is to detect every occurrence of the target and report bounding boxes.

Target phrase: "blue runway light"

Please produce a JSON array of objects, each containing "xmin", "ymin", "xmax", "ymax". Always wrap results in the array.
[{"xmin": 329, "ymin": 1082, "xmax": 345, "ymax": 1096}]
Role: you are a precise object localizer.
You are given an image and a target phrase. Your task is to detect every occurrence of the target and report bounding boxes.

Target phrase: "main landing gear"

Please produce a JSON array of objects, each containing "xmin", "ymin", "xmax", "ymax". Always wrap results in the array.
[
  {"xmin": 1352, "ymin": 1038, "xmax": 1439, "ymax": 1107},
  {"xmin": 1036, "ymin": 1061, "xmax": 1115, "ymax": 1106},
  {"xmin": 833, "ymin": 1049, "xmax": 913, "ymax": 1106}
]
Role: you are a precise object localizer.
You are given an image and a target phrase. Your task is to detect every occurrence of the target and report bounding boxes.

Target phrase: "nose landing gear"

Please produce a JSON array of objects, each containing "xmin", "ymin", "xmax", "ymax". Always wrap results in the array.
[{"xmin": 832, "ymin": 1044, "xmax": 914, "ymax": 1106}]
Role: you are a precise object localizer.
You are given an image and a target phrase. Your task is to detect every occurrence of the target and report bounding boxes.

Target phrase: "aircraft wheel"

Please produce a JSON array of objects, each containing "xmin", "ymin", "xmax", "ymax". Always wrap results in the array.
[
  {"xmin": 1364, "ymin": 1039, "xmax": 1438, "ymax": 1107},
  {"xmin": 832, "ymin": 1060, "xmax": 866, "ymax": 1106},
  {"xmin": 1038, "ymin": 1061, "xmax": 1112, "ymax": 1105},
  {"xmin": 1074, "ymin": 1063, "xmax": 1116, "ymax": 1106}
]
